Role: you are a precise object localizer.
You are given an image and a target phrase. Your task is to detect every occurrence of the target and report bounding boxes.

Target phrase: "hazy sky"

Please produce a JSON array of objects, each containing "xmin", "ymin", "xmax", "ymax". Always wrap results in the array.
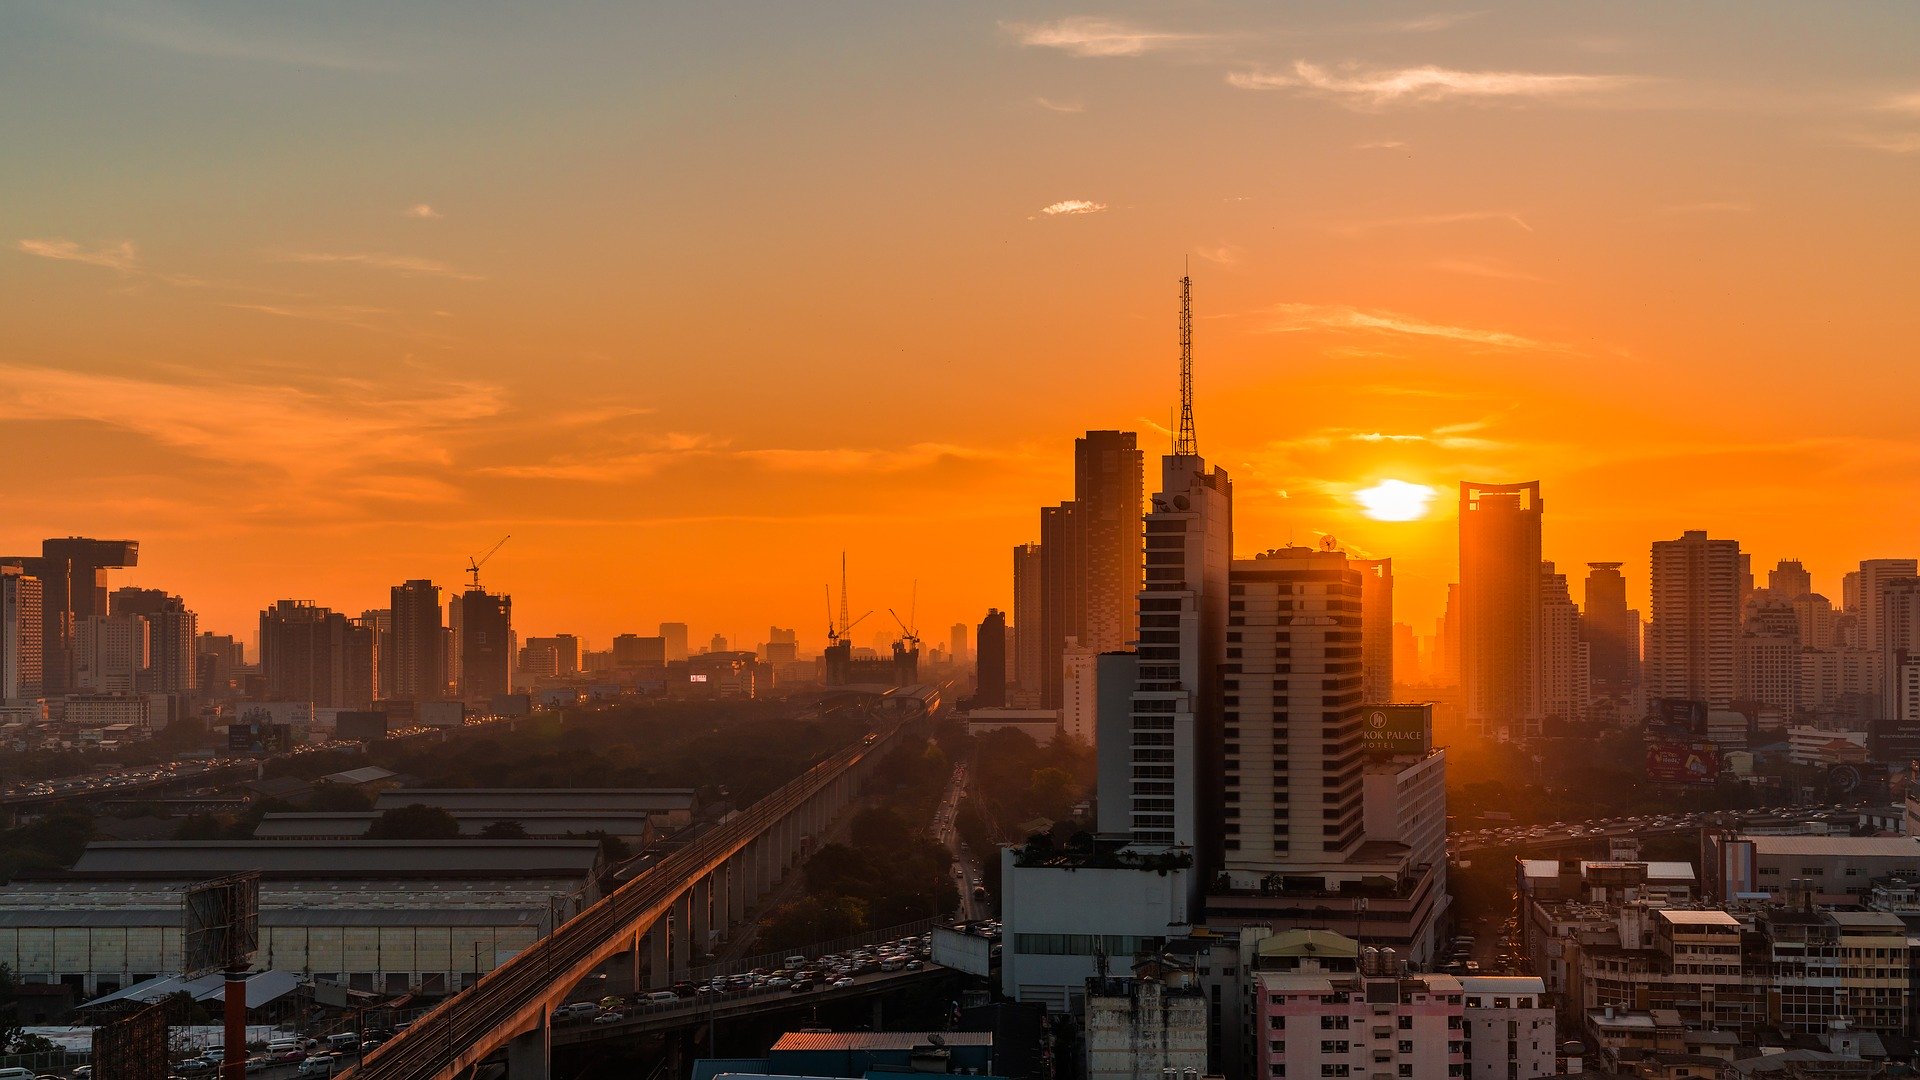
[{"xmin": 4, "ymin": 2, "xmax": 1917, "ymax": 650}]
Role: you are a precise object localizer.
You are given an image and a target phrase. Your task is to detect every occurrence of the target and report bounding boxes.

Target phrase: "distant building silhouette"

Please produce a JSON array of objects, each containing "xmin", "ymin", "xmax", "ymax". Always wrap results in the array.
[
  {"xmin": 458, "ymin": 588, "xmax": 512, "ymax": 700},
  {"xmin": 1076, "ymin": 430, "xmax": 1145, "ymax": 655},
  {"xmin": 1538, "ymin": 562, "xmax": 1588, "ymax": 726},
  {"xmin": 0, "ymin": 538, "xmax": 138, "ymax": 695},
  {"xmin": 613, "ymin": 634, "xmax": 666, "ymax": 668},
  {"xmin": 1769, "ymin": 559, "xmax": 1813, "ymax": 601},
  {"xmin": 109, "ymin": 587, "xmax": 197, "ymax": 694},
  {"xmin": 1038, "ymin": 501, "xmax": 1081, "ymax": 709},
  {"xmin": 659, "ymin": 622, "xmax": 690, "ymax": 662},
  {"xmin": 975, "ymin": 609, "xmax": 1007, "ymax": 707},
  {"xmin": 1350, "ymin": 557, "xmax": 1392, "ymax": 703},
  {"xmin": 1581, "ymin": 562, "xmax": 1642, "ymax": 716},
  {"xmin": 1646, "ymin": 530, "xmax": 1743, "ymax": 709},
  {"xmin": 1011, "ymin": 542, "xmax": 1043, "ymax": 703},
  {"xmin": 949, "ymin": 621, "xmax": 969, "ymax": 664},
  {"xmin": 389, "ymin": 579, "xmax": 446, "ymax": 700},
  {"xmin": 259, "ymin": 600, "xmax": 376, "ymax": 708},
  {"xmin": 0, "ymin": 564, "xmax": 43, "ymax": 701},
  {"xmin": 1458, "ymin": 482, "xmax": 1543, "ymax": 738}
]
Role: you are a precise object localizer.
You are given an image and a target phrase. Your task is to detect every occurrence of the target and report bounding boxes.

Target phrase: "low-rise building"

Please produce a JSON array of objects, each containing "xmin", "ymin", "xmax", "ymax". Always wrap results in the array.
[
  {"xmin": 1702, "ymin": 833, "xmax": 1920, "ymax": 904},
  {"xmin": 1458, "ymin": 976, "xmax": 1555, "ymax": 1080},
  {"xmin": 1084, "ymin": 960, "xmax": 1208, "ymax": 1080}
]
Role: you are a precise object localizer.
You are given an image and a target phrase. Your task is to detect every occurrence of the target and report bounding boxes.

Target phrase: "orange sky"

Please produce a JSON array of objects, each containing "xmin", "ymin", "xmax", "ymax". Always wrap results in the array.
[{"xmin": 4, "ymin": 3, "xmax": 1918, "ymax": 652}]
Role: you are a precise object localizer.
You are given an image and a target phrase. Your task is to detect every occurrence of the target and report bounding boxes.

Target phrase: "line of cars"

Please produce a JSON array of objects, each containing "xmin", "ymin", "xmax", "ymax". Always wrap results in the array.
[{"xmin": 168, "ymin": 1029, "xmax": 398, "ymax": 1077}]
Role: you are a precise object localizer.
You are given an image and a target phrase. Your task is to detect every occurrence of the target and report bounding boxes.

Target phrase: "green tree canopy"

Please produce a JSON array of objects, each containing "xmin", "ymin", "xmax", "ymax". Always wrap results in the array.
[{"xmin": 366, "ymin": 804, "xmax": 460, "ymax": 840}]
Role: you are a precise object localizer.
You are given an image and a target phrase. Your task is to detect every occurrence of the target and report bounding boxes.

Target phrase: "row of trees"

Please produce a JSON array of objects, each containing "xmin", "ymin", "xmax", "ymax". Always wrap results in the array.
[{"xmin": 757, "ymin": 806, "xmax": 958, "ymax": 953}]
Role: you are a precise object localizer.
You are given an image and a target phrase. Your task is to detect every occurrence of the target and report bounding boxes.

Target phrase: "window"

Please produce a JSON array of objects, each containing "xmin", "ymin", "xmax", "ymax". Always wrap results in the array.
[
  {"xmin": 1399, "ymin": 1015, "xmax": 1412, "ymax": 1030},
  {"xmin": 1270, "ymin": 1015, "xmax": 1286, "ymax": 1030},
  {"xmin": 1398, "ymin": 1068, "xmax": 1412, "ymax": 1078}
]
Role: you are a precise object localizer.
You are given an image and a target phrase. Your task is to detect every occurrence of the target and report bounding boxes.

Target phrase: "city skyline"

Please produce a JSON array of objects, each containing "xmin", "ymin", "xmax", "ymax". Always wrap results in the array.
[{"xmin": 7, "ymin": 3, "xmax": 1920, "ymax": 644}]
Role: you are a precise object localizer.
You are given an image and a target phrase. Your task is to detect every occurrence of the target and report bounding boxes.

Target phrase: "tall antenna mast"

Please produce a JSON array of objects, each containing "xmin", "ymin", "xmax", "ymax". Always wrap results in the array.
[
  {"xmin": 839, "ymin": 551, "xmax": 851, "ymax": 642},
  {"xmin": 1175, "ymin": 272, "xmax": 1197, "ymax": 457}
]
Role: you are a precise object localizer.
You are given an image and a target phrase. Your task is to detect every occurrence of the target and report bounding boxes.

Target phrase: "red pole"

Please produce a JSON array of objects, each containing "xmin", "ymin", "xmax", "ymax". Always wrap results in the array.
[{"xmin": 223, "ymin": 965, "xmax": 248, "ymax": 1080}]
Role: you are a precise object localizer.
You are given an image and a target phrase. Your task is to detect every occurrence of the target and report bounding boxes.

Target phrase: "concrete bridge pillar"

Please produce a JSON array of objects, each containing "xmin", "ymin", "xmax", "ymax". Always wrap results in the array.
[
  {"xmin": 671, "ymin": 891, "xmax": 693, "ymax": 981},
  {"xmin": 506, "ymin": 1020, "xmax": 550, "ymax": 1080},
  {"xmin": 691, "ymin": 875, "xmax": 712, "ymax": 963},
  {"xmin": 647, "ymin": 919, "xmax": 670, "ymax": 990},
  {"xmin": 727, "ymin": 858, "xmax": 746, "ymax": 926},
  {"xmin": 628, "ymin": 929, "xmax": 643, "ymax": 993}
]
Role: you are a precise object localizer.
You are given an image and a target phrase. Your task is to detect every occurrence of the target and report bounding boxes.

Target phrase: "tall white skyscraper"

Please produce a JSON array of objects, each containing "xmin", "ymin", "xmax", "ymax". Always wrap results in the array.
[
  {"xmin": 1646, "ymin": 531, "xmax": 1743, "ymax": 709},
  {"xmin": 1, "ymin": 565, "xmax": 43, "ymax": 701},
  {"xmin": 74, "ymin": 614, "xmax": 149, "ymax": 694},
  {"xmin": 1350, "ymin": 557, "xmax": 1393, "ymax": 704}
]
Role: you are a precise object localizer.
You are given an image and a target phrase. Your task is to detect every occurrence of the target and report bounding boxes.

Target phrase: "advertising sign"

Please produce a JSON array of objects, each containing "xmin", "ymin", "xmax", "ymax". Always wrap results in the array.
[
  {"xmin": 1360, "ymin": 704, "xmax": 1432, "ymax": 759},
  {"xmin": 1646, "ymin": 741, "xmax": 1719, "ymax": 785},
  {"xmin": 931, "ymin": 926, "xmax": 992, "ymax": 978}
]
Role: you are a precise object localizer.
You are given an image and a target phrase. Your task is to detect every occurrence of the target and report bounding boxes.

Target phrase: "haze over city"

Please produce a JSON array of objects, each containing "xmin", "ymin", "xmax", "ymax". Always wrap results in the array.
[{"xmin": 7, "ymin": 3, "xmax": 1919, "ymax": 646}]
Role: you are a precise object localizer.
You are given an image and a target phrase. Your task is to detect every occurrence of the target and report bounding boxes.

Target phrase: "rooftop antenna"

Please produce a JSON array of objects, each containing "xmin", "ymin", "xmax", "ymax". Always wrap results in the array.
[{"xmin": 1175, "ymin": 269, "xmax": 1197, "ymax": 457}]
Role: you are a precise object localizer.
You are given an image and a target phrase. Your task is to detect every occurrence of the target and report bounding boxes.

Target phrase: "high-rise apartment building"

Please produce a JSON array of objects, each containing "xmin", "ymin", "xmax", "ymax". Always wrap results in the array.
[
  {"xmin": 1012, "ymin": 543, "xmax": 1043, "ymax": 702},
  {"xmin": 1580, "ymin": 563, "xmax": 1641, "ymax": 714},
  {"xmin": 1878, "ymin": 577, "xmax": 1920, "ymax": 723},
  {"xmin": 388, "ymin": 580, "xmax": 445, "ymax": 700},
  {"xmin": 358, "ymin": 608, "xmax": 392, "ymax": 696},
  {"xmin": 1, "ymin": 565, "xmax": 44, "ymax": 701},
  {"xmin": 194, "ymin": 633, "xmax": 243, "ymax": 697},
  {"xmin": 659, "ymin": 622, "xmax": 690, "ymax": 662},
  {"xmin": 1076, "ymin": 430, "xmax": 1145, "ymax": 655},
  {"xmin": 948, "ymin": 622, "xmax": 968, "ymax": 665},
  {"xmin": 1125, "ymin": 446, "xmax": 1231, "ymax": 852},
  {"xmin": 612, "ymin": 634, "xmax": 666, "ymax": 667},
  {"xmin": 1738, "ymin": 594, "xmax": 1802, "ymax": 718},
  {"xmin": 1038, "ymin": 501, "xmax": 1082, "ymax": 709},
  {"xmin": 258, "ymin": 601, "xmax": 376, "ymax": 708},
  {"xmin": 1769, "ymin": 559, "xmax": 1813, "ymax": 600},
  {"xmin": 1459, "ymin": 482, "xmax": 1543, "ymax": 738},
  {"xmin": 521, "ymin": 634, "xmax": 580, "ymax": 677},
  {"xmin": 1220, "ymin": 546, "xmax": 1366, "ymax": 875},
  {"xmin": 1539, "ymin": 563, "xmax": 1589, "ymax": 726},
  {"xmin": 1, "ymin": 538, "xmax": 138, "ymax": 696},
  {"xmin": 1792, "ymin": 593, "xmax": 1838, "ymax": 650},
  {"xmin": 74, "ymin": 615, "xmax": 148, "ymax": 693},
  {"xmin": 1859, "ymin": 559, "xmax": 1918, "ymax": 652},
  {"xmin": 975, "ymin": 609, "xmax": 1007, "ymax": 707},
  {"xmin": 1350, "ymin": 557, "xmax": 1393, "ymax": 703},
  {"xmin": 1646, "ymin": 531, "xmax": 1743, "ymax": 709},
  {"xmin": 458, "ymin": 589, "xmax": 512, "ymax": 700},
  {"xmin": 109, "ymin": 587, "xmax": 197, "ymax": 694}
]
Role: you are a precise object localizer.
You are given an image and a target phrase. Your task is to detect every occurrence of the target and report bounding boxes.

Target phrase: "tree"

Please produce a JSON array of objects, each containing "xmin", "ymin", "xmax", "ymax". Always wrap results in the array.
[
  {"xmin": 366, "ymin": 804, "xmax": 460, "ymax": 840},
  {"xmin": 759, "ymin": 895, "xmax": 869, "ymax": 953},
  {"xmin": 1028, "ymin": 766, "xmax": 1077, "ymax": 820},
  {"xmin": 478, "ymin": 820, "xmax": 527, "ymax": 839},
  {"xmin": 306, "ymin": 782, "xmax": 374, "ymax": 812}
]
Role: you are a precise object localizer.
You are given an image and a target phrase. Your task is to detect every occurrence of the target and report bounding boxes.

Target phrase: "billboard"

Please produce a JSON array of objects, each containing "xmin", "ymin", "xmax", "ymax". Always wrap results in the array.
[
  {"xmin": 226, "ymin": 721, "xmax": 293, "ymax": 755},
  {"xmin": 931, "ymin": 926, "xmax": 992, "ymax": 978},
  {"xmin": 1360, "ymin": 704, "xmax": 1432, "ymax": 759},
  {"xmin": 183, "ymin": 873, "xmax": 260, "ymax": 976},
  {"xmin": 94, "ymin": 1000, "xmax": 169, "ymax": 1080},
  {"xmin": 1646, "ymin": 741, "xmax": 1720, "ymax": 785}
]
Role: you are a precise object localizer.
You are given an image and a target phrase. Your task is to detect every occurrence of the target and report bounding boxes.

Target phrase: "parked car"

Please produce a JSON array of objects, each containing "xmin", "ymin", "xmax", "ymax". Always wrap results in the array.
[{"xmin": 593, "ymin": 1011, "xmax": 625, "ymax": 1024}]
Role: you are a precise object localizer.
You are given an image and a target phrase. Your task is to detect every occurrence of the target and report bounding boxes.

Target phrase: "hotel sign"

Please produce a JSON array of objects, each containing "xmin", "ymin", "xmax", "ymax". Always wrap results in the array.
[{"xmin": 1361, "ymin": 704, "xmax": 1431, "ymax": 759}]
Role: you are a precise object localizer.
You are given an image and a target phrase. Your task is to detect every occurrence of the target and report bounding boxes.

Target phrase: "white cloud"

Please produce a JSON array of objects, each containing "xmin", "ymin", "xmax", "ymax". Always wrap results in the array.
[
  {"xmin": 405, "ymin": 204, "xmax": 442, "ymax": 219},
  {"xmin": 1880, "ymin": 92, "xmax": 1920, "ymax": 115},
  {"xmin": 1840, "ymin": 130, "xmax": 1920, "ymax": 154},
  {"xmin": 1332, "ymin": 209, "xmax": 1533, "ymax": 235},
  {"xmin": 1229, "ymin": 61, "xmax": 1634, "ymax": 108},
  {"xmin": 1362, "ymin": 11, "xmax": 1489, "ymax": 33},
  {"xmin": 285, "ymin": 251, "xmax": 484, "ymax": 281},
  {"xmin": 1354, "ymin": 139, "xmax": 1408, "ymax": 150},
  {"xmin": 16, "ymin": 238, "xmax": 139, "ymax": 272},
  {"xmin": 1266, "ymin": 303, "xmax": 1554, "ymax": 350},
  {"xmin": 1004, "ymin": 17, "xmax": 1204, "ymax": 58},
  {"xmin": 1039, "ymin": 199, "xmax": 1107, "ymax": 216},
  {"xmin": 1430, "ymin": 258, "xmax": 1545, "ymax": 282},
  {"xmin": 1034, "ymin": 96, "xmax": 1086, "ymax": 113}
]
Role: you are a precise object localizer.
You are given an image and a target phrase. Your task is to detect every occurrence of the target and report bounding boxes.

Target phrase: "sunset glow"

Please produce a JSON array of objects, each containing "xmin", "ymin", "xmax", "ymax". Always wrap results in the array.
[{"xmin": 1355, "ymin": 480, "xmax": 1438, "ymax": 523}]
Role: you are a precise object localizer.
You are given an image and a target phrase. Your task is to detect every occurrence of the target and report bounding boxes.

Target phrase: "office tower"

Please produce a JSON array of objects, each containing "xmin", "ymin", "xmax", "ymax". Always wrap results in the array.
[
  {"xmin": 1792, "ymin": 594, "xmax": 1838, "ymax": 650},
  {"xmin": 1879, "ymin": 578, "xmax": 1920, "ymax": 723},
  {"xmin": 1861, "ymin": 560, "xmax": 1919, "ymax": 653},
  {"xmin": 1220, "ymin": 546, "xmax": 1366, "ymax": 873},
  {"xmin": 0, "ymin": 538, "xmax": 138, "ymax": 695},
  {"xmin": 1350, "ymin": 557, "xmax": 1393, "ymax": 703},
  {"xmin": 1125, "ymin": 322, "xmax": 1231, "ymax": 851},
  {"xmin": 357, "ymin": 608, "xmax": 392, "ymax": 695},
  {"xmin": 1738, "ymin": 594, "xmax": 1802, "ymax": 717},
  {"xmin": 458, "ymin": 589, "xmax": 512, "ymax": 700},
  {"xmin": 1, "ymin": 565, "xmax": 44, "ymax": 700},
  {"xmin": 1539, "ymin": 563, "xmax": 1589, "ymax": 725},
  {"xmin": 523, "ymin": 634, "xmax": 580, "ymax": 675},
  {"xmin": 948, "ymin": 622, "xmax": 969, "ymax": 665},
  {"xmin": 1076, "ymin": 430, "xmax": 1145, "ymax": 655},
  {"xmin": 659, "ymin": 622, "xmax": 690, "ymax": 662},
  {"xmin": 1392, "ymin": 622, "xmax": 1420, "ymax": 686},
  {"xmin": 1061, "ymin": 640, "xmax": 1097, "ymax": 744},
  {"xmin": 1037, "ymin": 502, "xmax": 1082, "ymax": 709},
  {"xmin": 258, "ymin": 601, "xmax": 377, "ymax": 708},
  {"xmin": 1770, "ymin": 560, "xmax": 1813, "ymax": 601},
  {"xmin": 1012, "ymin": 543, "xmax": 1043, "ymax": 701},
  {"xmin": 1646, "ymin": 531, "xmax": 1744, "ymax": 709},
  {"xmin": 1458, "ymin": 482, "xmax": 1543, "ymax": 738},
  {"xmin": 612, "ymin": 634, "xmax": 667, "ymax": 667},
  {"xmin": 109, "ymin": 587, "xmax": 197, "ymax": 694},
  {"xmin": 194, "ymin": 633, "xmax": 243, "ymax": 696},
  {"xmin": 975, "ymin": 609, "xmax": 1007, "ymax": 707},
  {"xmin": 389, "ymin": 579, "xmax": 445, "ymax": 700},
  {"xmin": 1437, "ymin": 584, "xmax": 1461, "ymax": 685},
  {"xmin": 74, "ymin": 615, "xmax": 148, "ymax": 693},
  {"xmin": 1581, "ymin": 562, "xmax": 1642, "ymax": 708}
]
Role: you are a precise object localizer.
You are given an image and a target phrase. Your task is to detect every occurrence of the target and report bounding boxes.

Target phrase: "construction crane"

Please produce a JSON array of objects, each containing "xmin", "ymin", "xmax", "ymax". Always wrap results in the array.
[
  {"xmin": 888, "ymin": 580, "xmax": 921, "ymax": 649},
  {"xmin": 466, "ymin": 534, "xmax": 510, "ymax": 590},
  {"xmin": 824, "ymin": 551, "xmax": 872, "ymax": 645}
]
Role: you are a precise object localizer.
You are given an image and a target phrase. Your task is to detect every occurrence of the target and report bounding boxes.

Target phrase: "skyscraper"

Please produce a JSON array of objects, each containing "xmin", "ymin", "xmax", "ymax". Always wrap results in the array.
[
  {"xmin": 1738, "ymin": 593, "xmax": 1802, "ymax": 717},
  {"xmin": 389, "ymin": 579, "xmax": 445, "ymax": 700},
  {"xmin": 459, "ymin": 589, "xmax": 513, "ymax": 700},
  {"xmin": 613, "ymin": 634, "xmax": 667, "ymax": 667},
  {"xmin": 1769, "ymin": 559, "xmax": 1813, "ymax": 600},
  {"xmin": 1075, "ymin": 430, "xmax": 1145, "ymax": 655},
  {"xmin": 0, "ymin": 564, "xmax": 43, "ymax": 701},
  {"xmin": 949, "ymin": 622, "xmax": 968, "ymax": 665},
  {"xmin": 1011, "ymin": 543, "xmax": 1043, "ymax": 702},
  {"xmin": 259, "ymin": 600, "xmax": 378, "ymax": 709},
  {"xmin": 1878, "ymin": 577, "xmax": 1920, "ymax": 724},
  {"xmin": 975, "ymin": 609, "xmax": 1007, "ymax": 707},
  {"xmin": 74, "ymin": 615, "xmax": 148, "ymax": 693},
  {"xmin": 110, "ymin": 587, "xmax": 197, "ymax": 694},
  {"xmin": 1861, "ymin": 559, "xmax": 1920, "ymax": 653},
  {"xmin": 1458, "ymin": 482, "xmax": 1543, "ymax": 738},
  {"xmin": 1646, "ymin": 530, "xmax": 1743, "ymax": 709},
  {"xmin": 1350, "ymin": 557, "xmax": 1393, "ymax": 703},
  {"xmin": 1538, "ymin": 563, "xmax": 1589, "ymax": 726},
  {"xmin": 1038, "ymin": 501, "xmax": 1082, "ymax": 709},
  {"xmin": 1581, "ymin": 562, "xmax": 1641, "ymax": 711},
  {"xmin": 660, "ymin": 622, "xmax": 690, "ymax": 662},
  {"xmin": 1220, "ymin": 546, "xmax": 1365, "ymax": 874},
  {"xmin": 1, "ymin": 538, "xmax": 138, "ymax": 695}
]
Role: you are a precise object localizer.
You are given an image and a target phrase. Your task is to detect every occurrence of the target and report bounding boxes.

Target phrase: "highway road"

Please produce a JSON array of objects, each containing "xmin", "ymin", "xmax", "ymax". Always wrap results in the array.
[{"xmin": 1447, "ymin": 803, "xmax": 1871, "ymax": 858}]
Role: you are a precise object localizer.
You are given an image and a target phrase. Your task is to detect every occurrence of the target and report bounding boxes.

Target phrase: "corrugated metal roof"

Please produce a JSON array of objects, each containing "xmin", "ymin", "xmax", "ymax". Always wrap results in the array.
[
  {"xmin": 1743, "ymin": 834, "xmax": 1920, "ymax": 855},
  {"xmin": 769, "ymin": 1032, "xmax": 992, "ymax": 1051},
  {"xmin": 373, "ymin": 788, "xmax": 695, "ymax": 812},
  {"xmin": 70, "ymin": 839, "xmax": 601, "ymax": 878}
]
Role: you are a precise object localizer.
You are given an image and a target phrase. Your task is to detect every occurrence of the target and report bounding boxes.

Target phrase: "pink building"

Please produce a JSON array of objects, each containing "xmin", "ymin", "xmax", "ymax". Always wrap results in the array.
[{"xmin": 1256, "ymin": 961, "xmax": 1466, "ymax": 1080}]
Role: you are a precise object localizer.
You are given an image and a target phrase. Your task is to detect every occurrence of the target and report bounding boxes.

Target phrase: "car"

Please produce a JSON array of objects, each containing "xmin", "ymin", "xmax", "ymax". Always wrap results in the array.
[
  {"xmin": 275, "ymin": 1049, "xmax": 308, "ymax": 1063},
  {"xmin": 176, "ymin": 1061, "xmax": 215, "ymax": 1076},
  {"xmin": 297, "ymin": 1055, "xmax": 338, "ymax": 1075},
  {"xmin": 247, "ymin": 1057, "xmax": 273, "ymax": 1074},
  {"xmin": 359, "ymin": 1039, "xmax": 384, "ymax": 1054},
  {"xmin": 593, "ymin": 1011, "xmax": 625, "ymax": 1024}
]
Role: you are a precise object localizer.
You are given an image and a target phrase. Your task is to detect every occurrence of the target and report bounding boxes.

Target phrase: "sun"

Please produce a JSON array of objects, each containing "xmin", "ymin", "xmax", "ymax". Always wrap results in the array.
[{"xmin": 1354, "ymin": 479, "xmax": 1437, "ymax": 522}]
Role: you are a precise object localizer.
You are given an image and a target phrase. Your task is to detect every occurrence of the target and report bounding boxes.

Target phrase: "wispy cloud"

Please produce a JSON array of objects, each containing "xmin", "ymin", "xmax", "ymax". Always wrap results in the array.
[
  {"xmin": 17, "ymin": 238, "xmax": 140, "ymax": 272},
  {"xmin": 1229, "ymin": 61, "xmax": 1635, "ymax": 108},
  {"xmin": 1265, "ymin": 303, "xmax": 1554, "ymax": 351},
  {"xmin": 1430, "ymin": 258, "xmax": 1545, "ymax": 282},
  {"xmin": 1360, "ymin": 11, "xmax": 1489, "ymax": 33},
  {"xmin": 1004, "ymin": 17, "xmax": 1205, "ymax": 58},
  {"xmin": 284, "ymin": 251, "xmax": 484, "ymax": 281},
  {"xmin": 83, "ymin": 8, "xmax": 390, "ymax": 71},
  {"xmin": 1838, "ymin": 130, "xmax": 1920, "ymax": 154},
  {"xmin": 405, "ymin": 203, "xmax": 442, "ymax": 220},
  {"xmin": 1880, "ymin": 92, "xmax": 1920, "ymax": 115},
  {"xmin": 225, "ymin": 301, "xmax": 402, "ymax": 330},
  {"xmin": 1331, "ymin": 210, "xmax": 1532, "ymax": 235},
  {"xmin": 1034, "ymin": 96, "xmax": 1086, "ymax": 114},
  {"xmin": 1038, "ymin": 199, "xmax": 1108, "ymax": 216},
  {"xmin": 1354, "ymin": 139, "xmax": 1408, "ymax": 150}
]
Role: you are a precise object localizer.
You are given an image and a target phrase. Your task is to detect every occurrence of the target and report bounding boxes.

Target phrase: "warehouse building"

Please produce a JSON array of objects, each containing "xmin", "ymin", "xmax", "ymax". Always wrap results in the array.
[
  {"xmin": 372, "ymin": 787, "xmax": 698, "ymax": 828},
  {"xmin": 252, "ymin": 809, "xmax": 654, "ymax": 848}
]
